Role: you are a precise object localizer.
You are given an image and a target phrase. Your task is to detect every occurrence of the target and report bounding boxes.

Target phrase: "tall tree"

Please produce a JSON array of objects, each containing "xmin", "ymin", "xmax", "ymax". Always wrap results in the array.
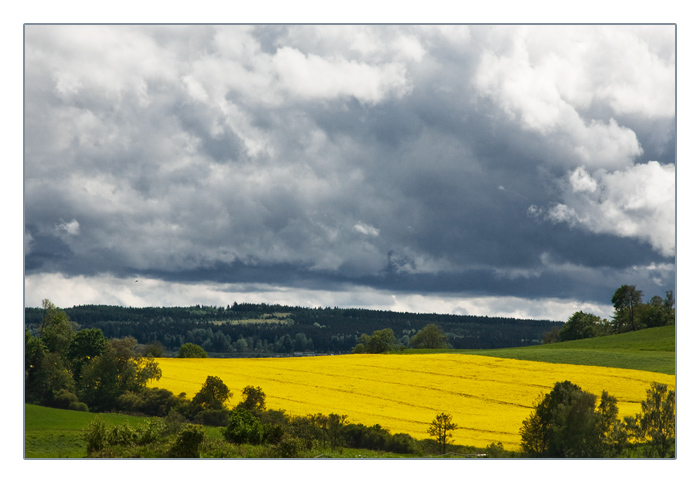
[
  {"xmin": 40, "ymin": 300, "xmax": 77, "ymax": 356},
  {"xmin": 67, "ymin": 328, "xmax": 107, "ymax": 379},
  {"xmin": 611, "ymin": 285, "xmax": 644, "ymax": 332},
  {"xmin": 78, "ymin": 337, "xmax": 161, "ymax": 411},
  {"xmin": 428, "ymin": 412, "xmax": 457, "ymax": 455}
]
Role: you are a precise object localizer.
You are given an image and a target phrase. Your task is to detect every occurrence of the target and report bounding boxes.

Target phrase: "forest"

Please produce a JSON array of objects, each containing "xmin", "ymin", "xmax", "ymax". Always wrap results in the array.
[{"xmin": 24, "ymin": 302, "xmax": 562, "ymax": 356}]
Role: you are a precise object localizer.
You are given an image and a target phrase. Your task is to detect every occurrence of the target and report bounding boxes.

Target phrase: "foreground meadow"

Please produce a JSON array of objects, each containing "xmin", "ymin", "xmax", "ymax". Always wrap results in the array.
[{"xmin": 150, "ymin": 354, "xmax": 674, "ymax": 451}]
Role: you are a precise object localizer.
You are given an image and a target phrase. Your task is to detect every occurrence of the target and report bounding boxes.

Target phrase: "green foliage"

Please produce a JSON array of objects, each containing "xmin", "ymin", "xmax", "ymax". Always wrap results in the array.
[
  {"xmin": 143, "ymin": 340, "xmax": 166, "ymax": 357},
  {"xmin": 168, "ymin": 424, "xmax": 205, "ymax": 458},
  {"xmin": 115, "ymin": 387, "xmax": 187, "ymax": 417},
  {"xmin": 327, "ymin": 413, "xmax": 348, "ymax": 450},
  {"xmin": 40, "ymin": 300, "xmax": 77, "ymax": 356},
  {"xmin": 627, "ymin": 382, "xmax": 675, "ymax": 457},
  {"xmin": 193, "ymin": 409, "xmax": 231, "ymax": 427},
  {"xmin": 541, "ymin": 326, "xmax": 560, "ymax": 344},
  {"xmin": 353, "ymin": 328, "xmax": 400, "ymax": 353},
  {"xmin": 84, "ymin": 416, "xmax": 108, "ymax": 454},
  {"xmin": 428, "ymin": 412, "xmax": 457, "ymax": 455},
  {"xmin": 190, "ymin": 375, "xmax": 232, "ymax": 415},
  {"xmin": 611, "ymin": 284, "xmax": 644, "ymax": 332},
  {"xmin": 178, "ymin": 342, "xmax": 208, "ymax": 358},
  {"xmin": 410, "ymin": 324, "xmax": 449, "ymax": 349},
  {"xmin": 341, "ymin": 423, "xmax": 419, "ymax": 454},
  {"xmin": 271, "ymin": 435, "xmax": 306, "ymax": 458},
  {"xmin": 559, "ymin": 312, "xmax": 608, "ymax": 341},
  {"xmin": 223, "ymin": 408, "xmax": 266, "ymax": 445},
  {"xmin": 485, "ymin": 441, "xmax": 513, "ymax": 458},
  {"xmin": 26, "ymin": 302, "xmax": 563, "ymax": 353},
  {"xmin": 236, "ymin": 385, "xmax": 266, "ymax": 412},
  {"xmin": 67, "ymin": 328, "xmax": 107, "ymax": 378},
  {"xmin": 520, "ymin": 381, "xmax": 627, "ymax": 458},
  {"xmin": 78, "ymin": 337, "xmax": 162, "ymax": 411},
  {"xmin": 30, "ymin": 352, "xmax": 76, "ymax": 407}
]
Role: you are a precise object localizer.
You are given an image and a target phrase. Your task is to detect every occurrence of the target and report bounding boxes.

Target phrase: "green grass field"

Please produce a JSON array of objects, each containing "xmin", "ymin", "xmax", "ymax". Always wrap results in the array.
[
  {"xmin": 25, "ymin": 404, "xmax": 141, "ymax": 458},
  {"xmin": 402, "ymin": 325, "xmax": 676, "ymax": 375},
  {"xmin": 24, "ymin": 404, "xmax": 227, "ymax": 458}
]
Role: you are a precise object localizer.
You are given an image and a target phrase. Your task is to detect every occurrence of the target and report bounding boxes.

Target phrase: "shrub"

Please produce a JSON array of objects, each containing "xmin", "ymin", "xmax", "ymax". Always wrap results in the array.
[
  {"xmin": 136, "ymin": 418, "xmax": 166, "ymax": 445},
  {"xmin": 84, "ymin": 417, "xmax": 108, "ymax": 455},
  {"xmin": 168, "ymin": 424, "xmax": 205, "ymax": 458},
  {"xmin": 108, "ymin": 423, "xmax": 138, "ymax": 447},
  {"xmin": 53, "ymin": 389, "xmax": 80, "ymax": 409},
  {"xmin": 193, "ymin": 409, "xmax": 230, "ymax": 427},
  {"xmin": 273, "ymin": 435, "xmax": 305, "ymax": 458},
  {"xmin": 386, "ymin": 433, "xmax": 419, "ymax": 454},
  {"xmin": 163, "ymin": 408, "xmax": 186, "ymax": 435},
  {"xmin": 68, "ymin": 401, "xmax": 89, "ymax": 412},
  {"xmin": 223, "ymin": 408, "xmax": 266, "ymax": 445},
  {"xmin": 178, "ymin": 343, "xmax": 207, "ymax": 358}
]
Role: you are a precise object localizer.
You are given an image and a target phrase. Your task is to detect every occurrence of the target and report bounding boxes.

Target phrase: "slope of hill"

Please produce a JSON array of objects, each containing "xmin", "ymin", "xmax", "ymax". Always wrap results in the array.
[{"xmin": 404, "ymin": 325, "xmax": 675, "ymax": 375}]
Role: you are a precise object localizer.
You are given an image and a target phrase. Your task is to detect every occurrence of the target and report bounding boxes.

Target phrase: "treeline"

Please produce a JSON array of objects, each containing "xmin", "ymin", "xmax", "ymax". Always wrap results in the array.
[
  {"xmin": 25, "ymin": 303, "xmax": 562, "ymax": 355},
  {"xmin": 544, "ymin": 285, "xmax": 675, "ymax": 343},
  {"xmin": 81, "ymin": 376, "xmax": 480, "ymax": 458}
]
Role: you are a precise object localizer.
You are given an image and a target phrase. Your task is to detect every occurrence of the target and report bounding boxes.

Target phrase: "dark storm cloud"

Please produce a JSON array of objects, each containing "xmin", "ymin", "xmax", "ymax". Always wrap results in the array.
[{"xmin": 24, "ymin": 25, "xmax": 675, "ymax": 313}]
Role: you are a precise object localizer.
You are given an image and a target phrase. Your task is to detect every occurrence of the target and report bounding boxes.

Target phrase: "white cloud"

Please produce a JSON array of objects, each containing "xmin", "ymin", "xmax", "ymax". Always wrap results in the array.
[
  {"xmin": 545, "ymin": 162, "xmax": 675, "ymax": 257},
  {"xmin": 271, "ymin": 47, "xmax": 410, "ymax": 104},
  {"xmin": 55, "ymin": 218, "xmax": 80, "ymax": 236},
  {"xmin": 473, "ymin": 25, "xmax": 673, "ymax": 170},
  {"xmin": 353, "ymin": 222, "xmax": 380, "ymax": 237},
  {"xmin": 569, "ymin": 166, "xmax": 598, "ymax": 193}
]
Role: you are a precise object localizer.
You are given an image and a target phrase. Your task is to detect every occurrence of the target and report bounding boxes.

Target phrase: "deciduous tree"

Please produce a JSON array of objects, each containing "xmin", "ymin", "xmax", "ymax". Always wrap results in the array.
[
  {"xmin": 520, "ymin": 380, "xmax": 625, "ymax": 457},
  {"xmin": 237, "ymin": 385, "xmax": 266, "ymax": 412},
  {"xmin": 410, "ymin": 324, "xmax": 449, "ymax": 349},
  {"xmin": 190, "ymin": 375, "xmax": 232, "ymax": 414},
  {"xmin": 628, "ymin": 382, "xmax": 675, "ymax": 457},
  {"xmin": 428, "ymin": 412, "xmax": 457, "ymax": 455},
  {"xmin": 178, "ymin": 342, "xmax": 208, "ymax": 358},
  {"xmin": 611, "ymin": 285, "xmax": 643, "ymax": 332}
]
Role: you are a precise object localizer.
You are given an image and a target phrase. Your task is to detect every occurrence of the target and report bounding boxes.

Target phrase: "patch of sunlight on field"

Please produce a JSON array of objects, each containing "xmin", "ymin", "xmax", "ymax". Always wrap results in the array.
[{"xmin": 149, "ymin": 354, "xmax": 674, "ymax": 451}]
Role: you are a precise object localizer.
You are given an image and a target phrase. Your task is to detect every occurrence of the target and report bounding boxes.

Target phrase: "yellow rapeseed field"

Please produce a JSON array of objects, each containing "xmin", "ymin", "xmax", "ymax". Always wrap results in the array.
[{"xmin": 149, "ymin": 354, "xmax": 675, "ymax": 451}]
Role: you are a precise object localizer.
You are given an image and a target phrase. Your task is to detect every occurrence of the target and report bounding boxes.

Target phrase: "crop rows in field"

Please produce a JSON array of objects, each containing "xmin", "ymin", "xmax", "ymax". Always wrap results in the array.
[{"xmin": 150, "ymin": 354, "xmax": 674, "ymax": 450}]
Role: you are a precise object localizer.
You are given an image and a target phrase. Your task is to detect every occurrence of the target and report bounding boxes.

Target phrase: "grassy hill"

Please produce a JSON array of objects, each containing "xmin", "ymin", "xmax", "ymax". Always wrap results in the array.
[
  {"xmin": 24, "ymin": 404, "xmax": 146, "ymax": 458},
  {"xmin": 402, "ymin": 325, "xmax": 675, "ymax": 375}
]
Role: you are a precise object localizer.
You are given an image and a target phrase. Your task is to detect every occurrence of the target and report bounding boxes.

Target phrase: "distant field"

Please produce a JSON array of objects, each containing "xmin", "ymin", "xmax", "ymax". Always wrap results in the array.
[
  {"xmin": 209, "ymin": 317, "xmax": 294, "ymax": 326},
  {"xmin": 403, "ymin": 325, "xmax": 676, "ymax": 375},
  {"xmin": 150, "ymin": 353, "xmax": 674, "ymax": 451}
]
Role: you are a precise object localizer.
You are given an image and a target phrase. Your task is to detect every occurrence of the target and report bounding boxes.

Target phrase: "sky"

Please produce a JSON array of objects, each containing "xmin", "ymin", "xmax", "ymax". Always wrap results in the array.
[{"xmin": 22, "ymin": 24, "xmax": 677, "ymax": 321}]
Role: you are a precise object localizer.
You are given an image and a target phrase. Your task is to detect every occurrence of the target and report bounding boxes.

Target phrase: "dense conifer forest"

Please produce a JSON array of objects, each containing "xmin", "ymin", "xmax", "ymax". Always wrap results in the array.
[{"xmin": 24, "ymin": 303, "xmax": 562, "ymax": 355}]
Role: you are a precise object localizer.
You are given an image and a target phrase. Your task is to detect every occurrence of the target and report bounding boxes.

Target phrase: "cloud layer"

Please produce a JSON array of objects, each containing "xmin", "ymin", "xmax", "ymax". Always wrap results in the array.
[{"xmin": 24, "ymin": 25, "xmax": 675, "ymax": 318}]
